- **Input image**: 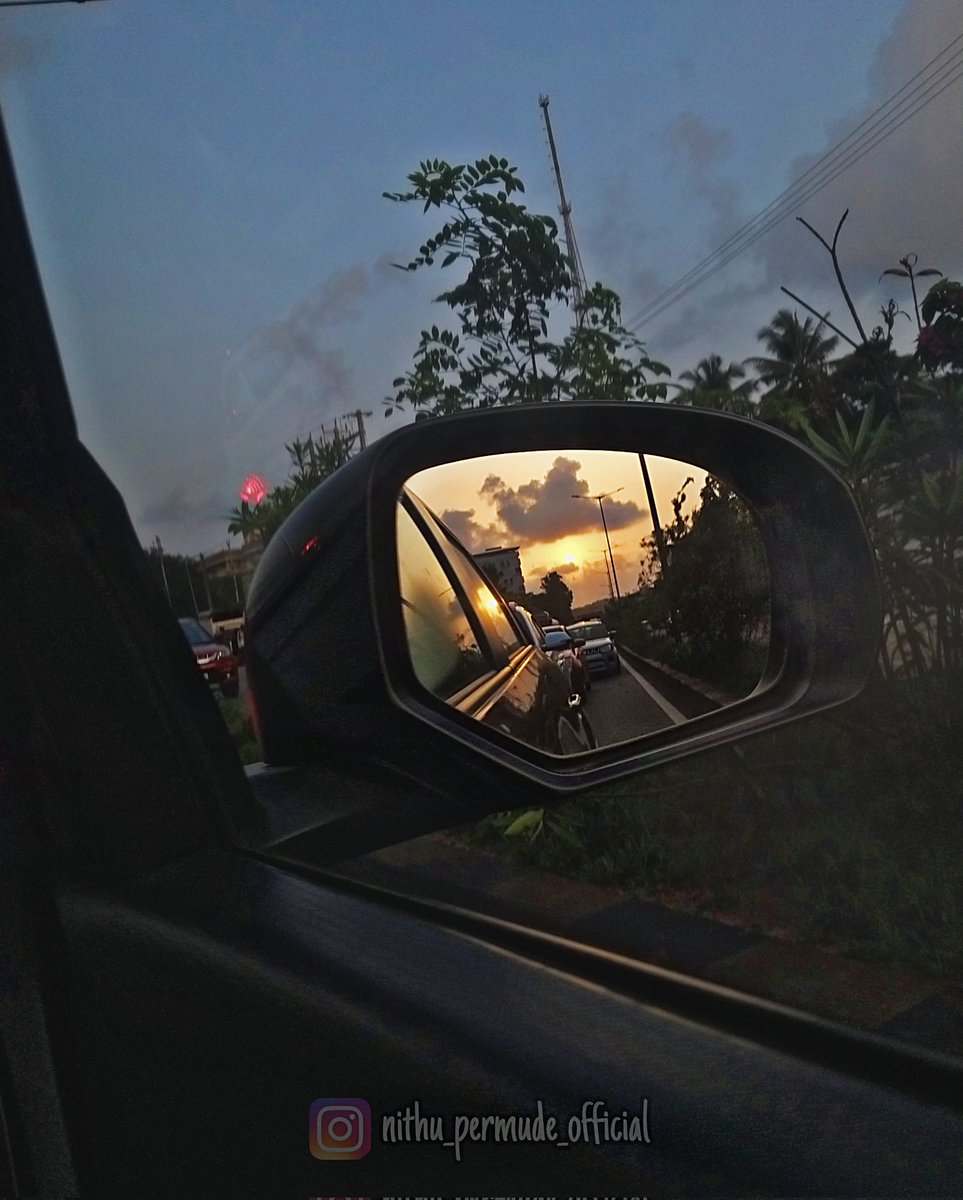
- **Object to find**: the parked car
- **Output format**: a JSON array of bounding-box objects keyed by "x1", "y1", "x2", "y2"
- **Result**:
[
  {"x1": 397, "y1": 489, "x2": 596, "y2": 753},
  {"x1": 566, "y1": 618, "x2": 621, "y2": 676},
  {"x1": 542, "y1": 626, "x2": 591, "y2": 701},
  {"x1": 177, "y1": 616, "x2": 240, "y2": 697},
  {"x1": 508, "y1": 601, "x2": 546, "y2": 648}
]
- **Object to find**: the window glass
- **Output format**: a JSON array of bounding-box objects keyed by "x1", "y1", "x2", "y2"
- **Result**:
[
  {"x1": 397, "y1": 502, "x2": 490, "y2": 699},
  {"x1": 3, "y1": 0, "x2": 959, "y2": 1067},
  {"x1": 428, "y1": 518, "x2": 522, "y2": 658}
]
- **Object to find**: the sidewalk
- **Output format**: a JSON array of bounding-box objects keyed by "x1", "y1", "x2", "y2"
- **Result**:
[{"x1": 332, "y1": 832, "x2": 963, "y2": 1059}]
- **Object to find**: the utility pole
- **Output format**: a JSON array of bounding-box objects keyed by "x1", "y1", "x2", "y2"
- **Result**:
[
  {"x1": 352, "y1": 408, "x2": 372, "y2": 450},
  {"x1": 573, "y1": 489, "x2": 623, "y2": 606},
  {"x1": 154, "y1": 535, "x2": 172, "y2": 606},
  {"x1": 184, "y1": 560, "x2": 200, "y2": 619},
  {"x1": 226, "y1": 540, "x2": 240, "y2": 605},
  {"x1": 198, "y1": 553, "x2": 214, "y2": 612},
  {"x1": 539, "y1": 94, "x2": 587, "y2": 322}
]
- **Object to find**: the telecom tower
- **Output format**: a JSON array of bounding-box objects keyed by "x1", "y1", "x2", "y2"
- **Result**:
[
  {"x1": 538, "y1": 97, "x2": 670, "y2": 606},
  {"x1": 539, "y1": 94, "x2": 587, "y2": 324}
]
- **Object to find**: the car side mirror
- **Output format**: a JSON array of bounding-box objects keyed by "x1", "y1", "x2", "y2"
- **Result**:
[
  {"x1": 571, "y1": 637, "x2": 586, "y2": 649},
  {"x1": 245, "y1": 403, "x2": 879, "y2": 823}
]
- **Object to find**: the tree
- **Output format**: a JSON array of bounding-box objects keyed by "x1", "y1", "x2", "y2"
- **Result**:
[
  {"x1": 383, "y1": 156, "x2": 668, "y2": 417},
  {"x1": 539, "y1": 570, "x2": 574, "y2": 624},
  {"x1": 639, "y1": 476, "x2": 770, "y2": 692},
  {"x1": 765, "y1": 211, "x2": 963, "y2": 677},
  {"x1": 227, "y1": 429, "x2": 357, "y2": 548},
  {"x1": 747, "y1": 309, "x2": 838, "y2": 395},
  {"x1": 675, "y1": 354, "x2": 755, "y2": 415}
]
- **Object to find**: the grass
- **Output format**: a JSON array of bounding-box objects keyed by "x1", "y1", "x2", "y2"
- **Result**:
[
  {"x1": 216, "y1": 694, "x2": 261, "y2": 765},
  {"x1": 464, "y1": 669, "x2": 963, "y2": 981}
]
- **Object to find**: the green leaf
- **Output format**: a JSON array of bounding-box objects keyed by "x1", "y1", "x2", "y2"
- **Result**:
[
  {"x1": 441, "y1": 251, "x2": 458, "y2": 268},
  {"x1": 504, "y1": 808, "x2": 543, "y2": 836},
  {"x1": 803, "y1": 422, "x2": 848, "y2": 469}
]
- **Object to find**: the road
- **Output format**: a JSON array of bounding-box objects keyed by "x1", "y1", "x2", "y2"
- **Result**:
[{"x1": 581, "y1": 656, "x2": 685, "y2": 748}]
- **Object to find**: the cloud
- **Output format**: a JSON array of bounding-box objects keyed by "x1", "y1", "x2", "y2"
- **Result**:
[
  {"x1": 626, "y1": 3, "x2": 963, "y2": 367},
  {"x1": 758, "y1": 0, "x2": 963, "y2": 297},
  {"x1": 440, "y1": 456, "x2": 647, "y2": 552},
  {"x1": 0, "y1": 30, "x2": 45, "y2": 85},
  {"x1": 437, "y1": 508, "x2": 504, "y2": 552},
  {"x1": 222, "y1": 264, "x2": 371, "y2": 436},
  {"x1": 479, "y1": 457, "x2": 647, "y2": 545},
  {"x1": 666, "y1": 112, "x2": 730, "y2": 168},
  {"x1": 141, "y1": 485, "x2": 226, "y2": 527},
  {"x1": 554, "y1": 561, "x2": 580, "y2": 577},
  {"x1": 665, "y1": 112, "x2": 740, "y2": 246}
]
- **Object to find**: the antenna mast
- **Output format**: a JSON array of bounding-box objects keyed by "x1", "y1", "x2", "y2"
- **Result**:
[{"x1": 539, "y1": 94, "x2": 587, "y2": 321}]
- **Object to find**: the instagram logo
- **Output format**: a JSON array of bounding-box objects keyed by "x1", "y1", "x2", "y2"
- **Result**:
[{"x1": 309, "y1": 1098, "x2": 371, "y2": 1159}]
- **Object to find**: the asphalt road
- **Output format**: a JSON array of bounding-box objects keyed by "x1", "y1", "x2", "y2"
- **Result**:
[{"x1": 581, "y1": 656, "x2": 684, "y2": 747}]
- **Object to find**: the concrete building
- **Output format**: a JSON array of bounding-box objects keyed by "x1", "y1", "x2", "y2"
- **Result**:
[{"x1": 473, "y1": 545, "x2": 525, "y2": 598}]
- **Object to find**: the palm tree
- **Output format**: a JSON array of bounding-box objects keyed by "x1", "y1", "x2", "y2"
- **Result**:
[
  {"x1": 675, "y1": 354, "x2": 756, "y2": 416},
  {"x1": 679, "y1": 354, "x2": 748, "y2": 392},
  {"x1": 746, "y1": 309, "x2": 839, "y2": 397}
]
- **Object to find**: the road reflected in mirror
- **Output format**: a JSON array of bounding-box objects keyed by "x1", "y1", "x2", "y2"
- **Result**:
[{"x1": 399, "y1": 450, "x2": 771, "y2": 754}]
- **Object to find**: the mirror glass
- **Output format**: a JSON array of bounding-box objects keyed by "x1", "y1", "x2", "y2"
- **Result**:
[{"x1": 397, "y1": 450, "x2": 771, "y2": 755}]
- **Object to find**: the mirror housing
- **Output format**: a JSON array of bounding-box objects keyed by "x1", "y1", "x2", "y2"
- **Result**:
[{"x1": 245, "y1": 403, "x2": 879, "y2": 817}]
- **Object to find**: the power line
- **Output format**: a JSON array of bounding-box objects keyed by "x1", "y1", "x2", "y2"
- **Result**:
[
  {"x1": 630, "y1": 56, "x2": 963, "y2": 332},
  {"x1": 624, "y1": 32, "x2": 963, "y2": 332},
  {"x1": 626, "y1": 35, "x2": 963, "y2": 330},
  {"x1": 626, "y1": 32, "x2": 963, "y2": 328}
]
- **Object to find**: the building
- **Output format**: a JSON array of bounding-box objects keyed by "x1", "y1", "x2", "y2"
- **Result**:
[
  {"x1": 199, "y1": 534, "x2": 263, "y2": 607},
  {"x1": 473, "y1": 545, "x2": 525, "y2": 598}
]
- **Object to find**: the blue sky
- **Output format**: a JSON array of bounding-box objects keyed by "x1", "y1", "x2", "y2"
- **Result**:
[{"x1": 1, "y1": 0, "x2": 960, "y2": 554}]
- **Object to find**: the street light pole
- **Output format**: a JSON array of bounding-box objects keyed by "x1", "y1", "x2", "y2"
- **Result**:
[{"x1": 573, "y1": 488, "x2": 623, "y2": 607}]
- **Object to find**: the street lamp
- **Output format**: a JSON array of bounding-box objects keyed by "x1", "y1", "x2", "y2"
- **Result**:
[{"x1": 573, "y1": 488, "x2": 623, "y2": 606}]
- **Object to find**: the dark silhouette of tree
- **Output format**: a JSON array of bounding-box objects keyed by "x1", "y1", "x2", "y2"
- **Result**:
[
  {"x1": 227, "y1": 430, "x2": 357, "y2": 548},
  {"x1": 539, "y1": 570, "x2": 574, "y2": 624},
  {"x1": 747, "y1": 308, "x2": 838, "y2": 395},
  {"x1": 383, "y1": 156, "x2": 668, "y2": 416},
  {"x1": 676, "y1": 353, "x2": 755, "y2": 415}
]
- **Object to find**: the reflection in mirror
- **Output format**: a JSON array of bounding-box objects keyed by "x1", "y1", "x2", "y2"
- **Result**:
[{"x1": 399, "y1": 450, "x2": 770, "y2": 755}]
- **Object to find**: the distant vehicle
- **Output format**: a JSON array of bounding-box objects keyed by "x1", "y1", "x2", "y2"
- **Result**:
[
  {"x1": 542, "y1": 627, "x2": 591, "y2": 701},
  {"x1": 207, "y1": 610, "x2": 246, "y2": 662},
  {"x1": 566, "y1": 619, "x2": 621, "y2": 677},
  {"x1": 508, "y1": 602, "x2": 546, "y2": 648},
  {"x1": 178, "y1": 617, "x2": 240, "y2": 697}
]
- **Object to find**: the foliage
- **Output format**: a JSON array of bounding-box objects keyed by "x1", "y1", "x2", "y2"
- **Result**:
[
  {"x1": 674, "y1": 354, "x2": 756, "y2": 416},
  {"x1": 665, "y1": 215, "x2": 963, "y2": 682},
  {"x1": 539, "y1": 570, "x2": 574, "y2": 625},
  {"x1": 218, "y1": 695, "x2": 261, "y2": 765},
  {"x1": 466, "y1": 670, "x2": 963, "y2": 979},
  {"x1": 383, "y1": 156, "x2": 668, "y2": 417},
  {"x1": 917, "y1": 278, "x2": 963, "y2": 372},
  {"x1": 227, "y1": 429, "x2": 357, "y2": 547},
  {"x1": 633, "y1": 475, "x2": 769, "y2": 690}
]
